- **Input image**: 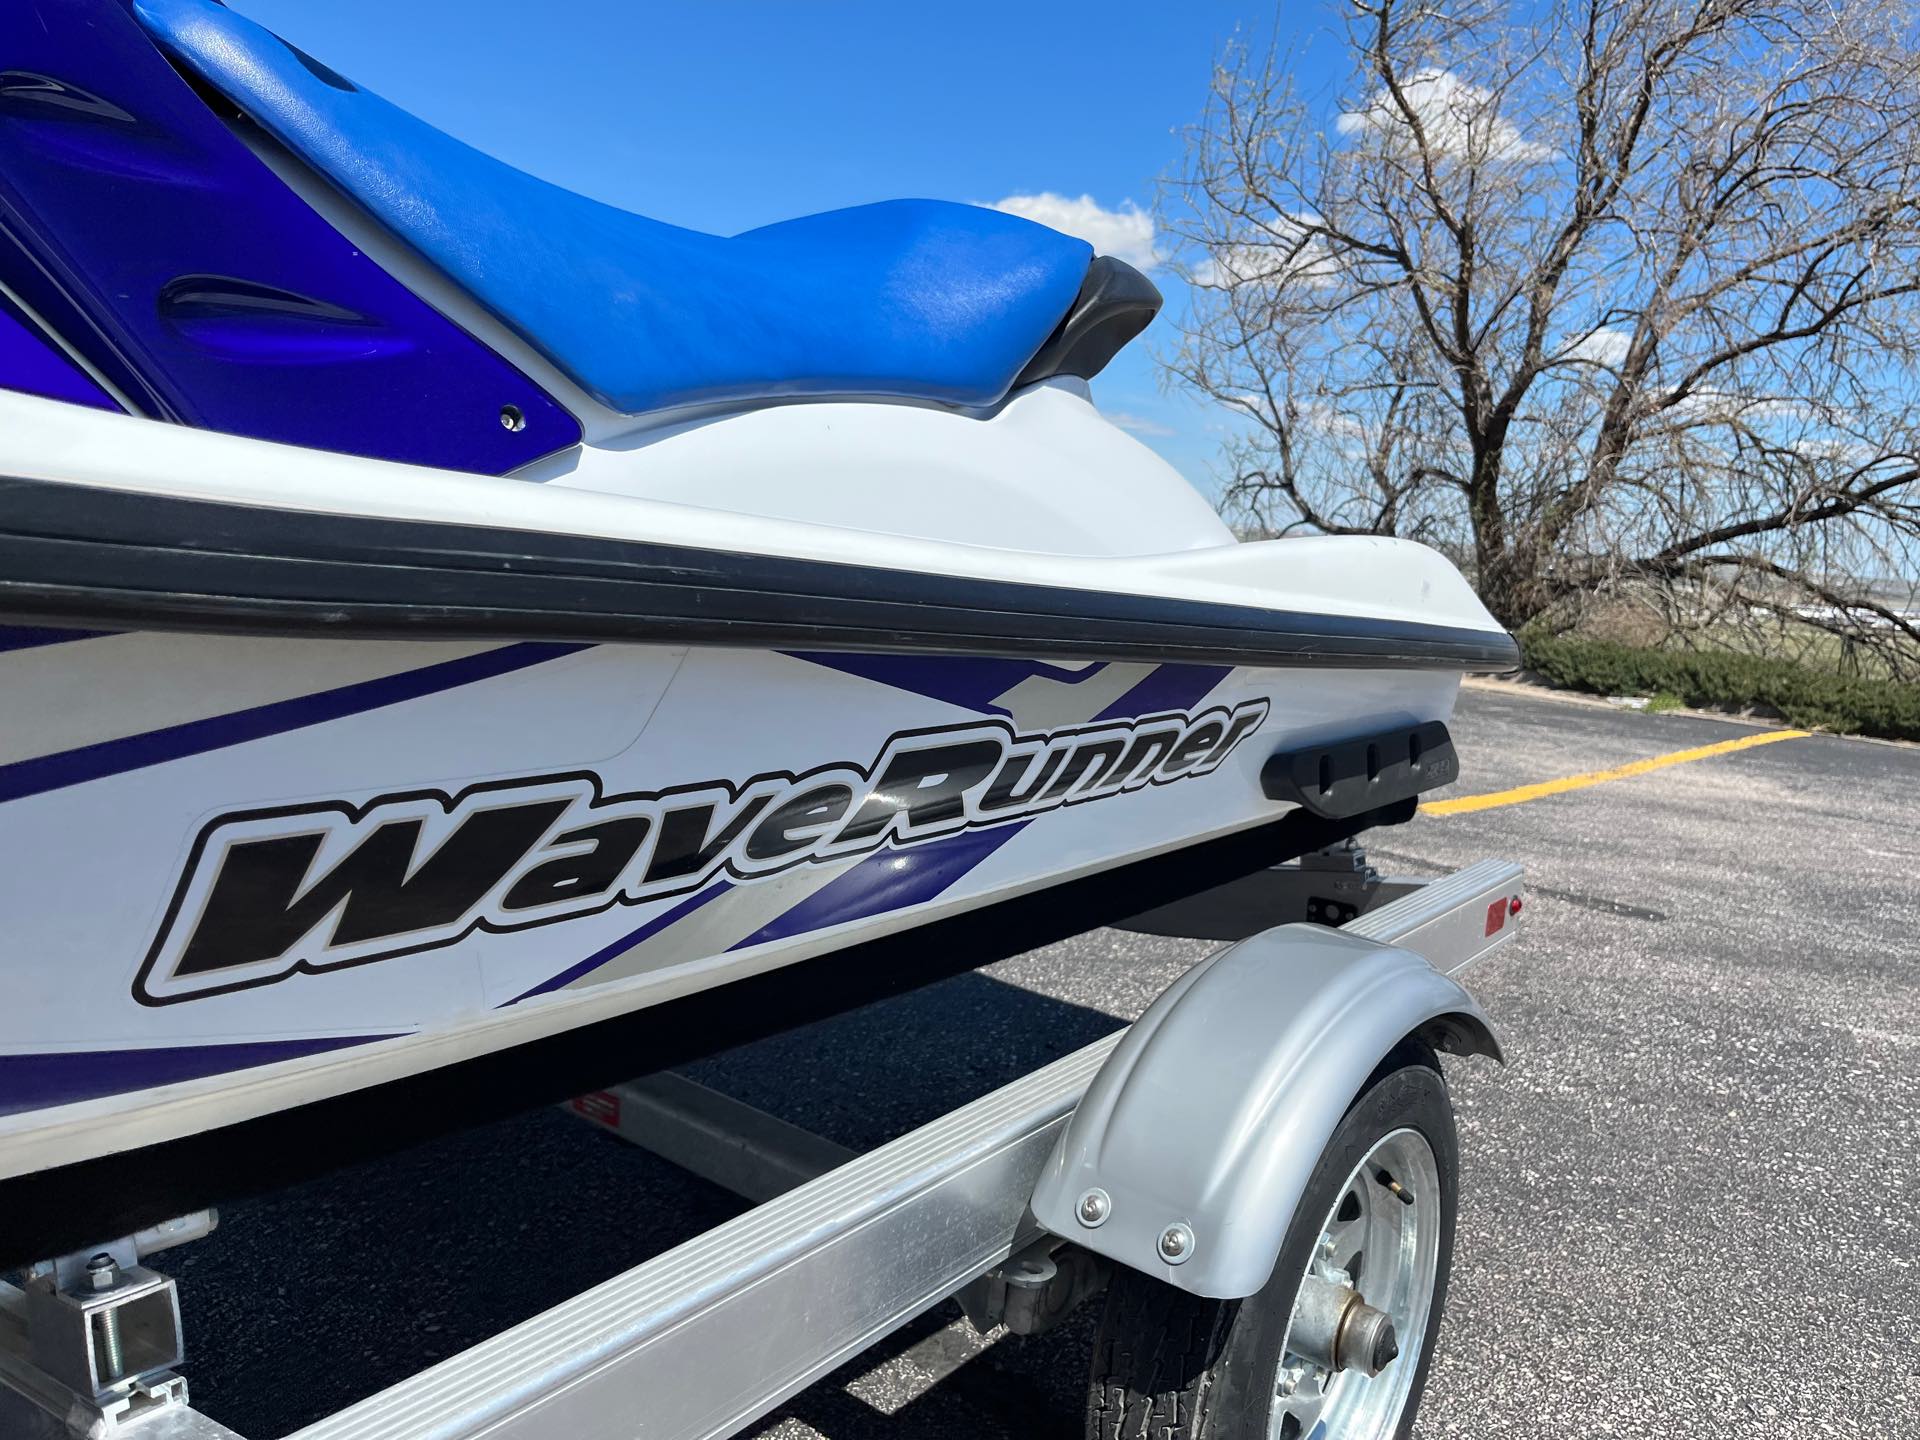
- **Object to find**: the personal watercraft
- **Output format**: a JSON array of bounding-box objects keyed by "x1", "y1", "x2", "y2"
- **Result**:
[{"x1": 0, "y1": 0, "x2": 1517, "y2": 1262}]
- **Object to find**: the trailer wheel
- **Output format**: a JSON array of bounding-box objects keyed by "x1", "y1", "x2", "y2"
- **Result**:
[{"x1": 1085, "y1": 1044, "x2": 1457, "y2": 1440}]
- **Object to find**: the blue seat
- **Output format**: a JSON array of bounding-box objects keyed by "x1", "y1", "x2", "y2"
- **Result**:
[{"x1": 134, "y1": 0, "x2": 1093, "y2": 416}]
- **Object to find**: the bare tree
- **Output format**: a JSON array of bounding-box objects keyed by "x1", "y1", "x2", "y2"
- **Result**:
[{"x1": 1165, "y1": 0, "x2": 1920, "y2": 672}]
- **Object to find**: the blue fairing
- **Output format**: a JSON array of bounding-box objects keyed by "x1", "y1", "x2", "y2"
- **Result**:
[
  {"x1": 0, "y1": 293, "x2": 118, "y2": 412},
  {"x1": 134, "y1": 0, "x2": 1093, "y2": 416},
  {"x1": 0, "y1": 0, "x2": 579, "y2": 472}
]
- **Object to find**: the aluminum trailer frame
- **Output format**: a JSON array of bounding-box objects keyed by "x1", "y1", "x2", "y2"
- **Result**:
[{"x1": 0, "y1": 853, "x2": 1523, "y2": 1440}]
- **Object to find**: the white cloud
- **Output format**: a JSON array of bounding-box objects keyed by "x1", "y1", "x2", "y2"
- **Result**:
[
  {"x1": 990, "y1": 193, "x2": 1159, "y2": 270},
  {"x1": 1105, "y1": 410, "x2": 1174, "y2": 437},
  {"x1": 1219, "y1": 394, "x2": 1365, "y2": 442},
  {"x1": 1192, "y1": 213, "x2": 1342, "y2": 290},
  {"x1": 1663, "y1": 390, "x2": 1817, "y2": 425},
  {"x1": 1789, "y1": 435, "x2": 1879, "y2": 467},
  {"x1": 1304, "y1": 401, "x2": 1370, "y2": 441},
  {"x1": 1337, "y1": 69, "x2": 1550, "y2": 164},
  {"x1": 1559, "y1": 326, "x2": 1634, "y2": 368}
]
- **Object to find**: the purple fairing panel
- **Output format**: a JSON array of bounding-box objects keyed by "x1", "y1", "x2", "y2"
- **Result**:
[
  {"x1": 0, "y1": 1, "x2": 579, "y2": 473},
  {"x1": 0, "y1": 290, "x2": 119, "y2": 410}
]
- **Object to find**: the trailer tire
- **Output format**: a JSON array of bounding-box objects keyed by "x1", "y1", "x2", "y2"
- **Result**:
[{"x1": 1085, "y1": 1043, "x2": 1457, "y2": 1440}]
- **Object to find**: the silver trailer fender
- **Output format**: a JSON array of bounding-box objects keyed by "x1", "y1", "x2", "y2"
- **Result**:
[{"x1": 1028, "y1": 923, "x2": 1501, "y2": 1300}]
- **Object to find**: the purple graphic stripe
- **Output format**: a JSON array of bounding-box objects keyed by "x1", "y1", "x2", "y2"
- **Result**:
[
  {"x1": 787, "y1": 654, "x2": 1232, "y2": 724},
  {"x1": 784, "y1": 652, "x2": 1113, "y2": 716},
  {"x1": 517, "y1": 657, "x2": 1236, "y2": 1000},
  {"x1": 0, "y1": 641, "x2": 589, "y2": 806},
  {"x1": 1093, "y1": 663, "x2": 1231, "y2": 721},
  {"x1": 729, "y1": 663, "x2": 1231, "y2": 952},
  {"x1": 509, "y1": 879, "x2": 733, "y2": 1003},
  {"x1": 0, "y1": 625, "x2": 113, "y2": 654},
  {"x1": 0, "y1": 1034, "x2": 389, "y2": 1116},
  {"x1": 729, "y1": 823, "x2": 1026, "y2": 951}
]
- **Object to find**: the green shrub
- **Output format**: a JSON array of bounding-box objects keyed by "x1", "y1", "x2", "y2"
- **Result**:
[{"x1": 1518, "y1": 634, "x2": 1920, "y2": 741}]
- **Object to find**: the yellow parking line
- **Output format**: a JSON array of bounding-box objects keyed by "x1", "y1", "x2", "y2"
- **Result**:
[{"x1": 1425, "y1": 728, "x2": 1810, "y2": 816}]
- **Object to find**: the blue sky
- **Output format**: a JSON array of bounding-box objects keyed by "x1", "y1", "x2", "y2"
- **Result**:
[{"x1": 236, "y1": 0, "x2": 1343, "y2": 495}]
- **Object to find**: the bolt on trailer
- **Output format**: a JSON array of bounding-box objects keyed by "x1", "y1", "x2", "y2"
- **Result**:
[{"x1": 0, "y1": 843, "x2": 1523, "y2": 1440}]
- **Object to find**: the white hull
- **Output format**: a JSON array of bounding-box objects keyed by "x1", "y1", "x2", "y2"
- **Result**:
[
  {"x1": 0, "y1": 625, "x2": 1458, "y2": 1177},
  {"x1": 0, "y1": 347, "x2": 1511, "y2": 1189}
]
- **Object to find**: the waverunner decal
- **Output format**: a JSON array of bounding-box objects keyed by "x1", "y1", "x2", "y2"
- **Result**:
[{"x1": 134, "y1": 702, "x2": 1269, "y2": 1005}]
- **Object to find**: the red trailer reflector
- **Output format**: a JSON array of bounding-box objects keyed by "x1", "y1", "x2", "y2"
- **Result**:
[
  {"x1": 570, "y1": 1090, "x2": 621, "y2": 1128},
  {"x1": 1485, "y1": 899, "x2": 1508, "y2": 936}
]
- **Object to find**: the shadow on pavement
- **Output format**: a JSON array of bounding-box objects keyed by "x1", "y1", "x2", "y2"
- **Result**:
[{"x1": 175, "y1": 970, "x2": 1129, "y2": 1438}]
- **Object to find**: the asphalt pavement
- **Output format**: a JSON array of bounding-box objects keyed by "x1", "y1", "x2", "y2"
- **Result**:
[{"x1": 161, "y1": 684, "x2": 1920, "y2": 1438}]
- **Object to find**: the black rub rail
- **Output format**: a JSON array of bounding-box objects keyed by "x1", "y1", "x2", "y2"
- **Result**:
[{"x1": 0, "y1": 477, "x2": 1522, "y2": 672}]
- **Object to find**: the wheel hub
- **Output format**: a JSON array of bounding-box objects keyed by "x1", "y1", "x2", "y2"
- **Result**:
[
  {"x1": 1268, "y1": 1128, "x2": 1441, "y2": 1438},
  {"x1": 1285, "y1": 1276, "x2": 1399, "y2": 1377}
]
